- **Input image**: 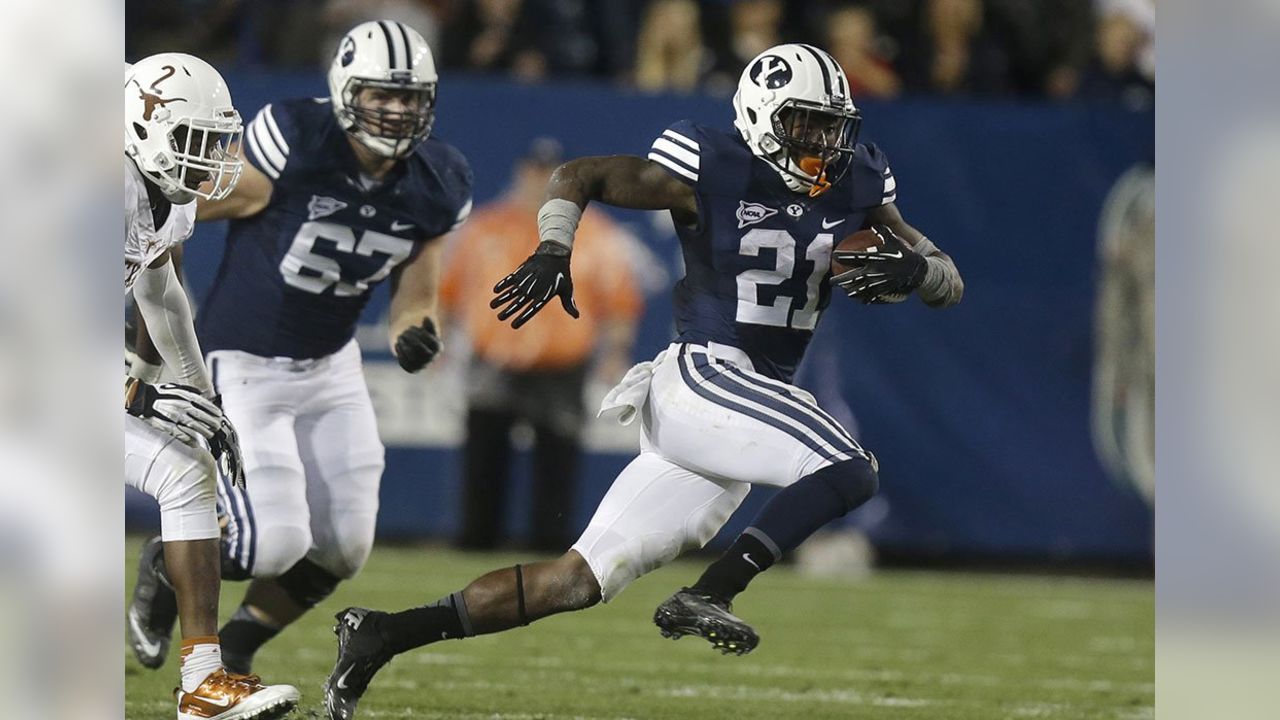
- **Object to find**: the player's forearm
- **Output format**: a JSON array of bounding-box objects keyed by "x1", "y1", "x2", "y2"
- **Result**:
[
  {"x1": 389, "y1": 244, "x2": 443, "y2": 344},
  {"x1": 132, "y1": 261, "x2": 213, "y2": 393},
  {"x1": 132, "y1": 244, "x2": 184, "y2": 369},
  {"x1": 389, "y1": 298, "x2": 438, "y2": 347},
  {"x1": 128, "y1": 309, "x2": 164, "y2": 383},
  {"x1": 132, "y1": 310, "x2": 162, "y2": 366}
]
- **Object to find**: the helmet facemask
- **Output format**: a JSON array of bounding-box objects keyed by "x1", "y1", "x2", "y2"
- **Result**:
[
  {"x1": 130, "y1": 111, "x2": 243, "y2": 204},
  {"x1": 340, "y1": 78, "x2": 436, "y2": 159},
  {"x1": 168, "y1": 116, "x2": 244, "y2": 201},
  {"x1": 768, "y1": 100, "x2": 861, "y2": 197}
]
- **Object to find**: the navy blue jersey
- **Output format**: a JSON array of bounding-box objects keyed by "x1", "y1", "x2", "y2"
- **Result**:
[
  {"x1": 198, "y1": 98, "x2": 473, "y2": 359},
  {"x1": 647, "y1": 121, "x2": 894, "y2": 382}
]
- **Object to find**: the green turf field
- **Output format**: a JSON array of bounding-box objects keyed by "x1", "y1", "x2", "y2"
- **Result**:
[{"x1": 125, "y1": 538, "x2": 1152, "y2": 719}]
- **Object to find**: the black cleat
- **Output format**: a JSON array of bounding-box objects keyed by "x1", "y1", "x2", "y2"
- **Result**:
[
  {"x1": 127, "y1": 535, "x2": 178, "y2": 669},
  {"x1": 653, "y1": 587, "x2": 760, "y2": 656},
  {"x1": 323, "y1": 608, "x2": 393, "y2": 720}
]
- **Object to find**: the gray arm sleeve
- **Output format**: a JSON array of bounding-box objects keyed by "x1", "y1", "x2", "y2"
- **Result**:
[
  {"x1": 132, "y1": 260, "x2": 213, "y2": 394},
  {"x1": 911, "y1": 237, "x2": 964, "y2": 308}
]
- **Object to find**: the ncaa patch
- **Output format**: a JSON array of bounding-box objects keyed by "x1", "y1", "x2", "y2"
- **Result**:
[
  {"x1": 737, "y1": 201, "x2": 778, "y2": 229},
  {"x1": 307, "y1": 195, "x2": 348, "y2": 220}
]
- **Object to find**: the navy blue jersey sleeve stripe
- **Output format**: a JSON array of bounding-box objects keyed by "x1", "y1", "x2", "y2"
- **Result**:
[
  {"x1": 650, "y1": 146, "x2": 698, "y2": 175},
  {"x1": 648, "y1": 151, "x2": 698, "y2": 183},
  {"x1": 245, "y1": 120, "x2": 281, "y2": 178},
  {"x1": 261, "y1": 106, "x2": 290, "y2": 156}
]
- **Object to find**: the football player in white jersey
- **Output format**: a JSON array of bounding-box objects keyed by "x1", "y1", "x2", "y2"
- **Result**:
[
  {"x1": 129, "y1": 22, "x2": 472, "y2": 676},
  {"x1": 124, "y1": 53, "x2": 299, "y2": 719}
]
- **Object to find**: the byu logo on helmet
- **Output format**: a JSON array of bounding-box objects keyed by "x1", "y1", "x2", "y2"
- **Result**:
[
  {"x1": 732, "y1": 44, "x2": 862, "y2": 197},
  {"x1": 749, "y1": 55, "x2": 792, "y2": 89},
  {"x1": 340, "y1": 37, "x2": 356, "y2": 67},
  {"x1": 736, "y1": 201, "x2": 778, "y2": 229}
]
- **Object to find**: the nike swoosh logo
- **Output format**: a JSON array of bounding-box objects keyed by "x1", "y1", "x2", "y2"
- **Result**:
[
  {"x1": 391, "y1": 221, "x2": 414, "y2": 231},
  {"x1": 879, "y1": 250, "x2": 903, "y2": 259},
  {"x1": 742, "y1": 553, "x2": 760, "y2": 571},
  {"x1": 336, "y1": 665, "x2": 356, "y2": 690},
  {"x1": 201, "y1": 694, "x2": 234, "y2": 708},
  {"x1": 128, "y1": 609, "x2": 163, "y2": 657},
  {"x1": 821, "y1": 218, "x2": 846, "y2": 229}
]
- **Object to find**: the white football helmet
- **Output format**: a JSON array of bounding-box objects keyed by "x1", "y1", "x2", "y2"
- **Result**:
[
  {"x1": 328, "y1": 20, "x2": 437, "y2": 159},
  {"x1": 733, "y1": 44, "x2": 862, "y2": 197},
  {"x1": 125, "y1": 53, "x2": 243, "y2": 204}
]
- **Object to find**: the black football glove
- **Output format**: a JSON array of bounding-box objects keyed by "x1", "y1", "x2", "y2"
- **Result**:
[
  {"x1": 394, "y1": 316, "x2": 442, "y2": 373},
  {"x1": 490, "y1": 241, "x2": 580, "y2": 329},
  {"x1": 832, "y1": 225, "x2": 928, "y2": 304},
  {"x1": 207, "y1": 397, "x2": 246, "y2": 489}
]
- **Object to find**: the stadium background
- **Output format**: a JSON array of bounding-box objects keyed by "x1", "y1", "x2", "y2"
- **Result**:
[{"x1": 125, "y1": 0, "x2": 1155, "y2": 569}]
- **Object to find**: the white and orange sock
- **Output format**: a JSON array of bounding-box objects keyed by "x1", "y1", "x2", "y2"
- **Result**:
[{"x1": 178, "y1": 635, "x2": 222, "y2": 692}]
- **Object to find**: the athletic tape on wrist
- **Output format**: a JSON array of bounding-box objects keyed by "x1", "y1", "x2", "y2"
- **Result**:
[
  {"x1": 537, "y1": 198, "x2": 582, "y2": 252},
  {"x1": 128, "y1": 356, "x2": 163, "y2": 384}
]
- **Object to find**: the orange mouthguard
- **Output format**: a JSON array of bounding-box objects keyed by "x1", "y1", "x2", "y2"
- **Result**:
[{"x1": 798, "y1": 156, "x2": 830, "y2": 197}]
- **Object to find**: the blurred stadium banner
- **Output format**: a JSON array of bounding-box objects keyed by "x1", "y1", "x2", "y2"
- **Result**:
[{"x1": 127, "y1": 74, "x2": 1154, "y2": 566}]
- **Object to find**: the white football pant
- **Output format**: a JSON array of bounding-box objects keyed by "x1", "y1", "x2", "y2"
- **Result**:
[
  {"x1": 573, "y1": 342, "x2": 869, "y2": 601},
  {"x1": 210, "y1": 339, "x2": 384, "y2": 581},
  {"x1": 125, "y1": 413, "x2": 220, "y2": 542}
]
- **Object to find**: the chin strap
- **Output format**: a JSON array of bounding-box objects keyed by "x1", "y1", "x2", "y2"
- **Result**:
[{"x1": 808, "y1": 172, "x2": 831, "y2": 197}]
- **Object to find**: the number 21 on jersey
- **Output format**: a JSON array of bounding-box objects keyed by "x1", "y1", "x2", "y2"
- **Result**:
[{"x1": 736, "y1": 229, "x2": 833, "y2": 330}]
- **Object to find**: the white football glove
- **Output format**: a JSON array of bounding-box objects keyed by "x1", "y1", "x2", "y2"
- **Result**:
[
  {"x1": 125, "y1": 379, "x2": 248, "y2": 488},
  {"x1": 126, "y1": 380, "x2": 221, "y2": 443}
]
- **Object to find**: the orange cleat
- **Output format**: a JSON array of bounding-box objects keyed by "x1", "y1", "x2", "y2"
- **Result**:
[{"x1": 175, "y1": 669, "x2": 299, "y2": 720}]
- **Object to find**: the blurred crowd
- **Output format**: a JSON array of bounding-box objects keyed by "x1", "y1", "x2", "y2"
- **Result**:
[{"x1": 127, "y1": 0, "x2": 1153, "y2": 107}]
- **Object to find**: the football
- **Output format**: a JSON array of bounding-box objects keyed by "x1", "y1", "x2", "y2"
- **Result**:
[{"x1": 830, "y1": 228, "x2": 883, "y2": 276}]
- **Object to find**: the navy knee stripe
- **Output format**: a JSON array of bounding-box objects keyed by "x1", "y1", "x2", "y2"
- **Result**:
[
  {"x1": 217, "y1": 471, "x2": 256, "y2": 575},
  {"x1": 211, "y1": 362, "x2": 255, "y2": 576},
  {"x1": 721, "y1": 365, "x2": 858, "y2": 447},
  {"x1": 678, "y1": 349, "x2": 851, "y2": 463},
  {"x1": 688, "y1": 351, "x2": 862, "y2": 462}
]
